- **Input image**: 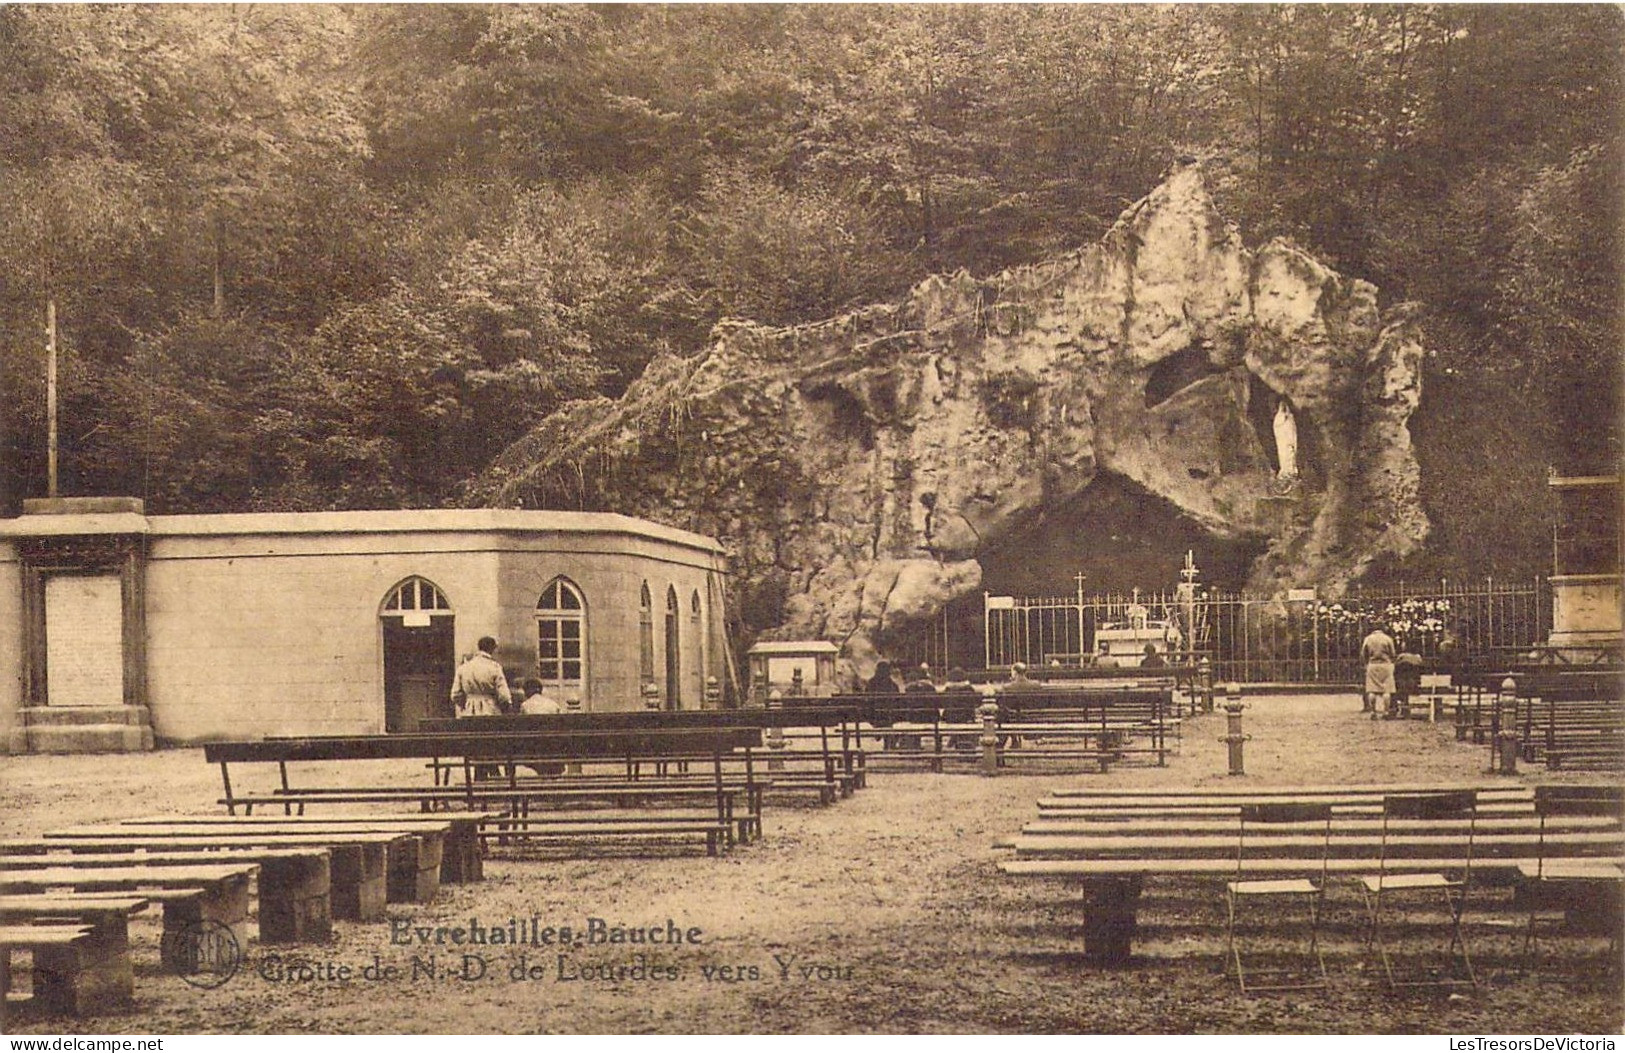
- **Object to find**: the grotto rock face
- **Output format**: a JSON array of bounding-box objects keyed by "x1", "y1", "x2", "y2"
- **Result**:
[{"x1": 476, "y1": 164, "x2": 1428, "y2": 662}]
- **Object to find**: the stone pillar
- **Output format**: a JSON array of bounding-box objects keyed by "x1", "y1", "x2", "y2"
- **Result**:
[
  {"x1": 977, "y1": 700, "x2": 1001, "y2": 776},
  {"x1": 7, "y1": 498, "x2": 154, "y2": 754}
]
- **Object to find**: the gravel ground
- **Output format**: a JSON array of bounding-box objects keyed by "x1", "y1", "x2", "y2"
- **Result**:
[{"x1": 2, "y1": 693, "x2": 1621, "y2": 1034}]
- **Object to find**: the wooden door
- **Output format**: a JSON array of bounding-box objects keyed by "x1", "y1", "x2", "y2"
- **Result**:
[{"x1": 383, "y1": 619, "x2": 454, "y2": 732}]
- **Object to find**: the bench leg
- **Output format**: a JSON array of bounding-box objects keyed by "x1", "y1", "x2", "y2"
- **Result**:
[
  {"x1": 161, "y1": 875, "x2": 252, "y2": 974},
  {"x1": 387, "y1": 834, "x2": 444, "y2": 904},
  {"x1": 440, "y1": 822, "x2": 485, "y2": 884},
  {"x1": 1080, "y1": 877, "x2": 1143, "y2": 967},
  {"x1": 258, "y1": 854, "x2": 333, "y2": 944},
  {"x1": 330, "y1": 844, "x2": 389, "y2": 922},
  {"x1": 33, "y1": 932, "x2": 133, "y2": 1017}
]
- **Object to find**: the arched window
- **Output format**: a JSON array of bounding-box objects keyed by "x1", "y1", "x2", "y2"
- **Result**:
[
  {"x1": 664, "y1": 585, "x2": 681, "y2": 709},
  {"x1": 536, "y1": 578, "x2": 586, "y2": 694},
  {"x1": 690, "y1": 589, "x2": 706, "y2": 705},
  {"x1": 638, "y1": 582, "x2": 655, "y2": 684},
  {"x1": 381, "y1": 577, "x2": 452, "y2": 616}
]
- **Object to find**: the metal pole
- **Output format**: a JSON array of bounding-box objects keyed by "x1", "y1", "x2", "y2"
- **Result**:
[
  {"x1": 983, "y1": 592, "x2": 992, "y2": 670},
  {"x1": 1312, "y1": 599, "x2": 1320, "y2": 681},
  {"x1": 1076, "y1": 573, "x2": 1086, "y2": 666},
  {"x1": 46, "y1": 298, "x2": 57, "y2": 498}
]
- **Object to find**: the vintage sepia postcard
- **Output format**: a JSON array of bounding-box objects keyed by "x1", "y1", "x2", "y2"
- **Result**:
[{"x1": 0, "y1": 4, "x2": 1619, "y2": 1038}]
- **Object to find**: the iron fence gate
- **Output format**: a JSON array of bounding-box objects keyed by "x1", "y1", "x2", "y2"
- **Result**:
[
  {"x1": 895, "y1": 577, "x2": 1551, "y2": 684},
  {"x1": 1199, "y1": 578, "x2": 1551, "y2": 684}
]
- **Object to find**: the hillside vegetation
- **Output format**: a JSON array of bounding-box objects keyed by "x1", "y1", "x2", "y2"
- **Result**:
[{"x1": 2, "y1": 6, "x2": 1617, "y2": 581}]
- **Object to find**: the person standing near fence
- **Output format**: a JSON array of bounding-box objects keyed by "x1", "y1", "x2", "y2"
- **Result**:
[{"x1": 1360, "y1": 624, "x2": 1397, "y2": 718}]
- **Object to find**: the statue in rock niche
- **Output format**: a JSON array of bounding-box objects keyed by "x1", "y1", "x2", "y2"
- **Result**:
[{"x1": 1273, "y1": 398, "x2": 1299, "y2": 482}]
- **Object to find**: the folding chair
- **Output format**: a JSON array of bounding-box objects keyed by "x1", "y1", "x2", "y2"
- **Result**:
[
  {"x1": 1519, "y1": 785, "x2": 1625, "y2": 977},
  {"x1": 1359, "y1": 790, "x2": 1478, "y2": 989},
  {"x1": 1225, "y1": 801, "x2": 1333, "y2": 993}
]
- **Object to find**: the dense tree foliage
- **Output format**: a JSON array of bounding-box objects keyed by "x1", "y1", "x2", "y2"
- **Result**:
[{"x1": 1, "y1": 4, "x2": 1619, "y2": 528}]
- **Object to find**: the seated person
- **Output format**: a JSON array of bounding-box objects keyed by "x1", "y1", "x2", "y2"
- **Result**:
[
  {"x1": 888, "y1": 663, "x2": 937, "y2": 749},
  {"x1": 1141, "y1": 643, "x2": 1168, "y2": 668},
  {"x1": 865, "y1": 660, "x2": 902, "y2": 696},
  {"x1": 1094, "y1": 642, "x2": 1119, "y2": 669},
  {"x1": 1391, "y1": 650, "x2": 1424, "y2": 718},
  {"x1": 903, "y1": 663, "x2": 939, "y2": 693},
  {"x1": 512, "y1": 677, "x2": 566, "y2": 776},
  {"x1": 518, "y1": 677, "x2": 563, "y2": 715},
  {"x1": 941, "y1": 667, "x2": 980, "y2": 746}
]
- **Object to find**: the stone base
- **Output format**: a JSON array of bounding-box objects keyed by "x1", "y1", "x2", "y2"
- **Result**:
[
  {"x1": 1546, "y1": 630, "x2": 1623, "y2": 647},
  {"x1": 18, "y1": 706, "x2": 155, "y2": 753}
]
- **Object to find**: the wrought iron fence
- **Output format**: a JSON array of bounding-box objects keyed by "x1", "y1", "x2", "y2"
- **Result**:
[{"x1": 891, "y1": 577, "x2": 1551, "y2": 684}]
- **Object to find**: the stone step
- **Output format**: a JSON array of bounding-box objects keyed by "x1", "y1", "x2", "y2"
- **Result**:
[
  {"x1": 20, "y1": 706, "x2": 151, "y2": 727},
  {"x1": 23, "y1": 723, "x2": 155, "y2": 754}
]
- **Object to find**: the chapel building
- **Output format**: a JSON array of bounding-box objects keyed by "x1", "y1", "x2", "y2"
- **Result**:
[{"x1": 0, "y1": 498, "x2": 730, "y2": 752}]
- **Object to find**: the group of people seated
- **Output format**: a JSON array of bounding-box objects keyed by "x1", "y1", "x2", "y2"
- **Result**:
[
  {"x1": 861, "y1": 661, "x2": 981, "y2": 697},
  {"x1": 858, "y1": 643, "x2": 1172, "y2": 697}
]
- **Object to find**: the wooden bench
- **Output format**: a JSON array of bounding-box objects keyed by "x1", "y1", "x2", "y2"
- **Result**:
[
  {"x1": 1393, "y1": 673, "x2": 1455, "y2": 722},
  {"x1": 1511, "y1": 672, "x2": 1624, "y2": 771},
  {"x1": 970, "y1": 666, "x2": 1197, "y2": 706},
  {"x1": 999, "y1": 785, "x2": 1625, "y2": 966},
  {"x1": 422, "y1": 707, "x2": 862, "y2": 803},
  {"x1": 205, "y1": 728, "x2": 763, "y2": 857},
  {"x1": 1034, "y1": 785, "x2": 1546, "y2": 820},
  {"x1": 118, "y1": 813, "x2": 485, "y2": 884},
  {"x1": 1457, "y1": 668, "x2": 1623, "y2": 761},
  {"x1": 244, "y1": 778, "x2": 760, "y2": 847},
  {"x1": 0, "y1": 896, "x2": 146, "y2": 1020},
  {"x1": 0, "y1": 846, "x2": 331, "y2": 943},
  {"x1": 112, "y1": 822, "x2": 445, "y2": 902},
  {"x1": 22, "y1": 826, "x2": 411, "y2": 921},
  {"x1": 826, "y1": 690, "x2": 1177, "y2": 772},
  {"x1": 0, "y1": 863, "x2": 254, "y2": 972}
]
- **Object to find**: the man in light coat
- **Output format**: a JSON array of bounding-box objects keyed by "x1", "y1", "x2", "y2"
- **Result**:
[{"x1": 451, "y1": 636, "x2": 512, "y2": 718}]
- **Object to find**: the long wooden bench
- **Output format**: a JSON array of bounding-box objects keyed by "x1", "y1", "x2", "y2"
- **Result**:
[
  {"x1": 1455, "y1": 667, "x2": 1623, "y2": 758},
  {"x1": 36, "y1": 825, "x2": 428, "y2": 914},
  {"x1": 73, "y1": 823, "x2": 440, "y2": 903},
  {"x1": 17, "y1": 828, "x2": 407, "y2": 921},
  {"x1": 825, "y1": 689, "x2": 1177, "y2": 772},
  {"x1": 1511, "y1": 672, "x2": 1624, "y2": 771},
  {"x1": 0, "y1": 847, "x2": 330, "y2": 943},
  {"x1": 999, "y1": 785, "x2": 1625, "y2": 966},
  {"x1": 101, "y1": 822, "x2": 443, "y2": 903},
  {"x1": 204, "y1": 728, "x2": 764, "y2": 856},
  {"x1": 0, "y1": 863, "x2": 255, "y2": 971},
  {"x1": 118, "y1": 813, "x2": 485, "y2": 884},
  {"x1": 421, "y1": 708, "x2": 862, "y2": 803},
  {"x1": 971, "y1": 666, "x2": 1197, "y2": 706},
  {"x1": 0, "y1": 896, "x2": 146, "y2": 1020},
  {"x1": 240, "y1": 778, "x2": 760, "y2": 847}
]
